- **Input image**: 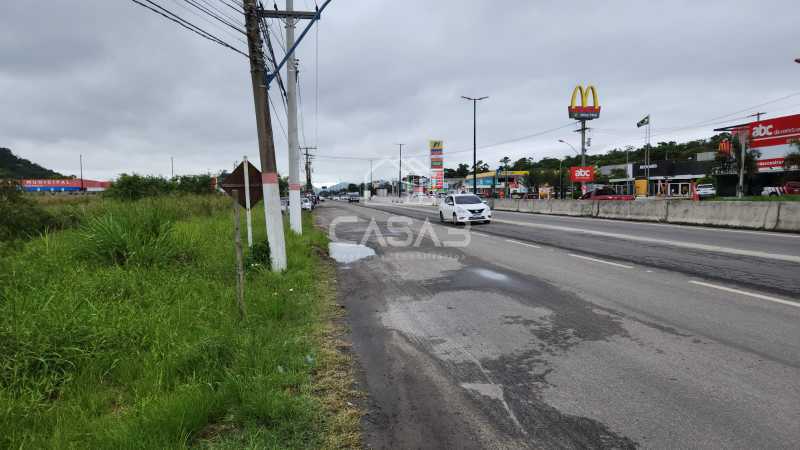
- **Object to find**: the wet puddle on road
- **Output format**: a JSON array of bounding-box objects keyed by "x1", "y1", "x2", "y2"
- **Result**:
[{"x1": 329, "y1": 242, "x2": 376, "y2": 263}]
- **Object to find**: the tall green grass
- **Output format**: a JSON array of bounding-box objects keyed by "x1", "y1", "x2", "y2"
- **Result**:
[{"x1": 0, "y1": 196, "x2": 343, "y2": 449}]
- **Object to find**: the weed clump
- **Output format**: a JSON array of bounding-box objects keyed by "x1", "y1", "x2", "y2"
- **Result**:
[
  {"x1": 76, "y1": 201, "x2": 191, "y2": 267},
  {"x1": 245, "y1": 239, "x2": 271, "y2": 271}
]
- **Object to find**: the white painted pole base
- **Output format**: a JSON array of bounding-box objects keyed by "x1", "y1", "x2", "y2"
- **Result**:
[
  {"x1": 262, "y1": 174, "x2": 287, "y2": 271},
  {"x1": 289, "y1": 187, "x2": 302, "y2": 234}
]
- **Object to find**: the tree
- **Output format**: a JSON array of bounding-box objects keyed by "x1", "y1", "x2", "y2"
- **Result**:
[
  {"x1": 347, "y1": 183, "x2": 358, "y2": 192},
  {"x1": 472, "y1": 160, "x2": 490, "y2": 174},
  {"x1": 784, "y1": 142, "x2": 800, "y2": 170}
]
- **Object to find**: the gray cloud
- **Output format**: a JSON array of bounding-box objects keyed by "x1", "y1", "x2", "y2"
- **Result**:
[{"x1": 1, "y1": 0, "x2": 798, "y2": 184}]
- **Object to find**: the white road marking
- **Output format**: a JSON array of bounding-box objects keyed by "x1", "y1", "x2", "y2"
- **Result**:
[
  {"x1": 471, "y1": 231, "x2": 491, "y2": 238},
  {"x1": 688, "y1": 280, "x2": 800, "y2": 309},
  {"x1": 568, "y1": 254, "x2": 635, "y2": 269},
  {"x1": 505, "y1": 239, "x2": 541, "y2": 249},
  {"x1": 493, "y1": 218, "x2": 800, "y2": 264}
]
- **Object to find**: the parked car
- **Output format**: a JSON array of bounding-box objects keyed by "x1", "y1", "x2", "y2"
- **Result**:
[
  {"x1": 348, "y1": 192, "x2": 360, "y2": 203},
  {"x1": 439, "y1": 193, "x2": 492, "y2": 224},
  {"x1": 579, "y1": 187, "x2": 635, "y2": 201},
  {"x1": 696, "y1": 184, "x2": 717, "y2": 199},
  {"x1": 301, "y1": 197, "x2": 314, "y2": 210},
  {"x1": 762, "y1": 181, "x2": 800, "y2": 196}
]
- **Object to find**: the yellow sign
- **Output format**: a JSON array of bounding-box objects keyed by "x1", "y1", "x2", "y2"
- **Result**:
[{"x1": 635, "y1": 179, "x2": 648, "y2": 196}]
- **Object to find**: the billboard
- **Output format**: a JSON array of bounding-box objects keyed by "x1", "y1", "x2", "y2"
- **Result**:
[
  {"x1": 746, "y1": 114, "x2": 800, "y2": 172},
  {"x1": 569, "y1": 166, "x2": 595, "y2": 182},
  {"x1": 430, "y1": 140, "x2": 444, "y2": 190}
]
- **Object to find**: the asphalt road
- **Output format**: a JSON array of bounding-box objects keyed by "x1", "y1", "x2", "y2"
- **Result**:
[{"x1": 316, "y1": 201, "x2": 800, "y2": 449}]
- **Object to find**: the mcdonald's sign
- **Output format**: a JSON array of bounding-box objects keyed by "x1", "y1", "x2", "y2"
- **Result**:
[
  {"x1": 718, "y1": 139, "x2": 732, "y2": 156},
  {"x1": 568, "y1": 85, "x2": 601, "y2": 120}
]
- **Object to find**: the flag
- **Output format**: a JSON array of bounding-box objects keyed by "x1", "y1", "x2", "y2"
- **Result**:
[{"x1": 636, "y1": 115, "x2": 650, "y2": 128}]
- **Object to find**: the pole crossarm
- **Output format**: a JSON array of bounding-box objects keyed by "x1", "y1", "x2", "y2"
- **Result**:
[
  {"x1": 259, "y1": 10, "x2": 318, "y2": 19},
  {"x1": 264, "y1": 0, "x2": 333, "y2": 86}
]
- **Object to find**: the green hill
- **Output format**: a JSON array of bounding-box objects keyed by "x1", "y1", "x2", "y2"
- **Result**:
[{"x1": 0, "y1": 147, "x2": 64, "y2": 179}]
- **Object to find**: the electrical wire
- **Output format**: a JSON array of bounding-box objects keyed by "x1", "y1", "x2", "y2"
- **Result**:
[{"x1": 130, "y1": 0, "x2": 247, "y2": 57}]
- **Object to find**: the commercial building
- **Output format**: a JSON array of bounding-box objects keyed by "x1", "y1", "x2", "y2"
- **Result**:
[{"x1": 21, "y1": 179, "x2": 111, "y2": 193}]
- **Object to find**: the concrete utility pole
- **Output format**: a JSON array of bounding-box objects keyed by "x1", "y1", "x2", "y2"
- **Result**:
[
  {"x1": 396, "y1": 143, "x2": 404, "y2": 198},
  {"x1": 462, "y1": 96, "x2": 488, "y2": 194},
  {"x1": 286, "y1": 0, "x2": 302, "y2": 234},
  {"x1": 737, "y1": 131, "x2": 747, "y2": 199},
  {"x1": 301, "y1": 146, "x2": 316, "y2": 192},
  {"x1": 244, "y1": 0, "x2": 286, "y2": 271},
  {"x1": 79, "y1": 154, "x2": 84, "y2": 192},
  {"x1": 243, "y1": 155, "x2": 254, "y2": 247},
  {"x1": 171, "y1": 156, "x2": 174, "y2": 179}
]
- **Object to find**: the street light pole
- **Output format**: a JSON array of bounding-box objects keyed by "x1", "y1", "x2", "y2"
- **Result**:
[
  {"x1": 396, "y1": 143, "x2": 404, "y2": 198},
  {"x1": 462, "y1": 95, "x2": 488, "y2": 195}
]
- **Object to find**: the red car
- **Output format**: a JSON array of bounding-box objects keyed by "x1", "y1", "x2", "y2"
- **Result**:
[{"x1": 579, "y1": 187, "x2": 635, "y2": 201}]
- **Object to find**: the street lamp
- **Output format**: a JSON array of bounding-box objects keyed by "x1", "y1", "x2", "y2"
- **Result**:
[{"x1": 462, "y1": 95, "x2": 489, "y2": 195}]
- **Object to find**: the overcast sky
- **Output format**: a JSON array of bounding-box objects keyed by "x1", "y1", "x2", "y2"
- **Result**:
[{"x1": 2, "y1": 0, "x2": 799, "y2": 186}]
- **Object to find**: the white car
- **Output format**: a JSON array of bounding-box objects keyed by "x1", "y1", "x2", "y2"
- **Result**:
[
  {"x1": 696, "y1": 184, "x2": 716, "y2": 199},
  {"x1": 301, "y1": 198, "x2": 313, "y2": 210},
  {"x1": 439, "y1": 193, "x2": 492, "y2": 224}
]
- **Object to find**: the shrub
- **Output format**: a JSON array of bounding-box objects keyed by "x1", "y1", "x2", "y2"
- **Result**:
[
  {"x1": 0, "y1": 180, "x2": 58, "y2": 244},
  {"x1": 246, "y1": 239, "x2": 271, "y2": 271},
  {"x1": 75, "y1": 202, "x2": 190, "y2": 267}
]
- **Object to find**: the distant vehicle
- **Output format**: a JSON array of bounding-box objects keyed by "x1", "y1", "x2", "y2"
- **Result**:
[
  {"x1": 696, "y1": 184, "x2": 717, "y2": 199},
  {"x1": 439, "y1": 193, "x2": 492, "y2": 224},
  {"x1": 280, "y1": 197, "x2": 288, "y2": 212},
  {"x1": 762, "y1": 181, "x2": 800, "y2": 197},
  {"x1": 579, "y1": 187, "x2": 635, "y2": 201},
  {"x1": 301, "y1": 197, "x2": 313, "y2": 210},
  {"x1": 348, "y1": 192, "x2": 360, "y2": 203}
]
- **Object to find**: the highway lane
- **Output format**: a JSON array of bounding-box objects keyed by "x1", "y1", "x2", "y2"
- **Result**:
[
  {"x1": 316, "y1": 201, "x2": 800, "y2": 449},
  {"x1": 361, "y1": 201, "x2": 800, "y2": 297}
]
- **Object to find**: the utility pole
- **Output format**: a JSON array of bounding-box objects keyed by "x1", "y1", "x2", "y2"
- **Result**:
[
  {"x1": 285, "y1": 0, "x2": 302, "y2": 235},
  {"x1": 749, "y1": 112, "x2": 766, "y2": 122},
  {"x1": 79, "y1": 154, "x2": 84, "y2": 192},
  {"x1": 574, "y1": 120, "x2": 588, "y2": 194},
  {"x1": 462, "y1": 96, "x2": 488, "y2": 194},
  {"x1": 300, "y1": 146, "x2": 316, "y2": 192},
  {"x1": 369, "y1": 159, "x2": 373, "y2": 200},
  {"x1": 244, "y1": 0, "x2": 286, "y2": 271},
  {"x1": 170, "y1": 156, "x2": 174, "y2": 179},
  {"x1": 737, "y1": 129, "x2": 747, "y2": 199},
  {"x1": 396, "y1": 143, "x2": 404, "y2": 198}
]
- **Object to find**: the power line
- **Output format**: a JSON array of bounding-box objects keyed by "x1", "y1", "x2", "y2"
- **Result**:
[
  {"x1": 182, "y1": 0, "x2": 245, "y2": 35},
  {"x1": 130, "y1": 0, "x2": 247, "y2": 57}
]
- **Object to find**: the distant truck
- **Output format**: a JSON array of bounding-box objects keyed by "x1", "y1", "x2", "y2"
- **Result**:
[
  {"x1": 347, "y1": 192, "x2": 360, "y2": 203},
  {"x1": 579, "y1": 187, "x2": 635, "y2": 201},
  {"x1": 761, "y1": 181, "x2": 800, "y2": 197}
]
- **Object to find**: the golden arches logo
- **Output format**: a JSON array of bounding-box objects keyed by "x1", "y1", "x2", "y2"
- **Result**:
[{"x1": 568, "y1": 85, "x2": 601, "y2": 120}]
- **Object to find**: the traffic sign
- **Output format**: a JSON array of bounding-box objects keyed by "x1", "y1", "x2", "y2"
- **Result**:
[{"x1": 221, "y1": 161, "x2": 263, "y2": 208}]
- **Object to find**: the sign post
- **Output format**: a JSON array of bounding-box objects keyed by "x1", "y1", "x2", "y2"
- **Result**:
[{"x1": 242, "y1": 156, "x2": 254, "y2": 247}]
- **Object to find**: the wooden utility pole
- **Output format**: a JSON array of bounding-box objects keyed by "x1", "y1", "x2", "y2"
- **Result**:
[
  {"x1": 232, "y1": 190, "x2": 247, "y2": 321},
  {"x1": 244, "y1": 0, "x2": 286, "y2": 271}
]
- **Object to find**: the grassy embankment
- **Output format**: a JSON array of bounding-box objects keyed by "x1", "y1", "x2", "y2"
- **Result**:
[{"x1": 0, "y1": 194, "x2": 359, "y2": 449}]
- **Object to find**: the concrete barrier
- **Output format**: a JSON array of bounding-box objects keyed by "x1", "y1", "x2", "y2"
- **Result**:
[
  {"x1": 548, "y1": 199, "x2": 594, "y2": 216},
  {"x1": 775, "y1": 202, "x2": 800, "y2": 232},
  {"x1": 518, "y1": 200, "x2": 534, "y2": 213},
  {"x1": 493, "y1": 198, "x2": 518, "y2": 212},
  {"x1": 665, "y1": 200, "x2": 781, "y2": 229},
  {"x1": 597, "y1": 200, "x2": 668, "y2": 222}
]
